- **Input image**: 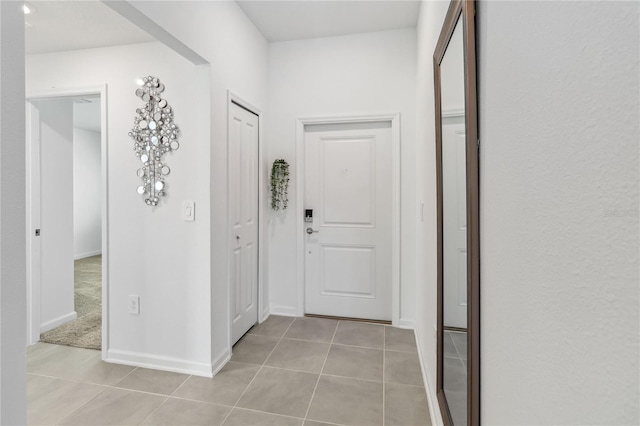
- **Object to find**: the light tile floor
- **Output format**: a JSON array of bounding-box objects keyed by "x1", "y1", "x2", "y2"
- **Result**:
[{"x1": 27, "y1": 316, "x2": 431, "y2": 426}]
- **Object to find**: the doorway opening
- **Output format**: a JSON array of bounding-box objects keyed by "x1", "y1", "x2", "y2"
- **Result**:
[{"x1": 26, "y1": 89, "x2": 108, "y2": 354}]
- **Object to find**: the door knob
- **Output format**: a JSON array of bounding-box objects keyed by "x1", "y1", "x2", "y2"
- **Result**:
[{"x1": 306, "y1": 227, "x2": 319, "y2": 235}]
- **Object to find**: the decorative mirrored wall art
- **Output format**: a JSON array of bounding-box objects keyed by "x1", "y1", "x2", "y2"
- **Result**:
[{"x1": 129, "y1": 76, "x2": 180, "y2": 206}]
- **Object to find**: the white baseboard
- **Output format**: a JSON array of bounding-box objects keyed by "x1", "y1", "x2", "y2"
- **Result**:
[
  {"x1": 269, "y1": 305, "x2": 298, "y2": 317},
  {"x1": 40, "y1": 311, "x2": 77, "y2": 333},
  {"x1": 106, "y1": 349, "x2": 214, "y2": 378},
  {"x1": 414, "y1": 328, "x2": 443, "y2": 426},
  {"x1": 260, "y1": 306, "x2": 270, "y2": 323},
  {"x1": 211, "y1": 349, "x2": 231, "y2": 377},
  {"x1": 395, "y1": 318, "x2": 416, "y2": 329},
  {"x1": 74, "y1": 250, "x2": 102, "y2": 260}
]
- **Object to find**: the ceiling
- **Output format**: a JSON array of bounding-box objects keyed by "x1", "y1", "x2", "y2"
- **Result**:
[
  {"x1": 236, "y1": 1, "x2": 421, "y2": 42},
  {"x1": 25, "y1": 1, "x2": 155, "y2": 55},
  {"x1": 25, "y1": 1, "x2": 420, "y2": 55}
]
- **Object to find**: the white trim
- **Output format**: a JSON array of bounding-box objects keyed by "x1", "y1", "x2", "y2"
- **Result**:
[
  {"x1": 269, "y1": 305, "x2": 299, "y2": 317},
  {"x1": 415, "y1": 328, "x2": 443, "y2": 426},
  {"x1": 25, "y1": 85, "x2": 110, "y2": 360},
  {"x1": 106, "y1": 349, "x2": 214, "y2": 378},
  {"x1": 40, "y1": 311, "x2": 77, "y2": 333},
  {"x1": 211, "y1": 349, "x2": 231, "y2": 377},
  {"x1": 74, "y1": 250, "x2": 102, "y2": 260},
  {"x1": 226, "y1": 90, "x2": 266, "y2": 351},
  {"x1": 295, "y1": 113, "x2": 402, "y2": 324},
  {"x1": 395, "y1": 319, "x2": 416, "y2": 329}
]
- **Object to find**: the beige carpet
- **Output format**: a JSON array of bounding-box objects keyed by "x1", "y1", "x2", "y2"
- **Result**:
[{"x1": 40, "y1": 255, "x2": 102, "y2": 350}]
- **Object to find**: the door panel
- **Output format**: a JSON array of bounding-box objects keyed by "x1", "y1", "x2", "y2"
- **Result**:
[
  {"x1": 322, "y1": 139, "x2": 375, "y2": 226},
  {"x1": 305, "y1": 122, "x2": 392, "y2": 321},
  {"x1": 229, "y1": 103, "x2": 259, "y2": 344},
  {"x1": 320, "y1": 245, "x2": 376, "y2": 298}
]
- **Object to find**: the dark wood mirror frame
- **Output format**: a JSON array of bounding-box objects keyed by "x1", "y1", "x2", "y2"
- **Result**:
[{"x1": 433, "y1": 0, "x2": 479, "y2": 424}]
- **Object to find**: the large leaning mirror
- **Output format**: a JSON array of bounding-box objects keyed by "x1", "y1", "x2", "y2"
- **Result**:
[{"x1": 434, "y1": 0, "x2": 479, "y2": 425}]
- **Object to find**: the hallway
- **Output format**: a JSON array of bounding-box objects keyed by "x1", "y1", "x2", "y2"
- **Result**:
[{"x1": 27, "y1": 316, "x2": 430, "y2": 425}]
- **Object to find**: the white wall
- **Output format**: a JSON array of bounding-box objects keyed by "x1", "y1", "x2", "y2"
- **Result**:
[
  {"x1": 266, "y1": 28, "x2": 418, "y2": 323},
  {"x1": 478, "y1": 1, "x2": 639, "y2": 424},
  {"x1": 27, "y1": 42, "x2": 212, "y2": 375},
  {"x1": 73, "y1": 125, "x2": 102, "y2": 259},
  {"x1": 0, "y1": 1, "x2": 27, "y2": 423},
  {"x1": 128, "y1": 1, "x2": 269, "y2": 370},
  {"x1": 36, "y1": 99, "x2": 76, "y2": 331},
  {"x1": 414, "y1": 1, "x2": 450, "y2": 424}
]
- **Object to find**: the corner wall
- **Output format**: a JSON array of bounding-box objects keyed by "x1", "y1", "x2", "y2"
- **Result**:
[
  {"x1": 266, "y1": 28, "x2": 418, "y2": 323},
  {"x1": 126, "y1": 1, "x2": 270, "y2": 370},
  {"x1": 27, "y1": 42, "x2": 212, "y2": 375},
  {"x1": 0, "y1": 1, "x2": 27, "y2": 423},
  {"x1": 478, "y1": 1, "x2": 639, "y2": 423}
]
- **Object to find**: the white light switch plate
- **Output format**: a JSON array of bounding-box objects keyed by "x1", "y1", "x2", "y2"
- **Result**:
[{"x1": 183, "y1": 201, "x2": 195, "y2": 221}]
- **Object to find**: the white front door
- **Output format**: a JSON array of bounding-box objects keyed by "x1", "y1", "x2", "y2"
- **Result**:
[
  {"x1": 229, "y1": 102, "x2": 259, "y2": 344},
  {"x1": 304, "y1": 122, "x2": 392, "y2": 321},
  {"x1": 442, "y1": 119, "x2": 467, "y2": 329}
]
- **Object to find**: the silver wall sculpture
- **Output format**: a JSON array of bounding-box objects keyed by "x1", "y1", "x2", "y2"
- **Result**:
[{"x1": 129, "y1": 76, "x2": 180, "y2": 206}]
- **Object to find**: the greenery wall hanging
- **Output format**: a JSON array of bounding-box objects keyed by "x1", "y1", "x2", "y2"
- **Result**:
[{"x1": 270, "y1": 159, "x2": 290, "y2": 211}]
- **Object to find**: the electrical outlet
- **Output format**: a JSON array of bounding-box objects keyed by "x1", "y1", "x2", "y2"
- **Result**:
[{"x1": 128, "y1": 295, "x2": 140, "y2": 315}]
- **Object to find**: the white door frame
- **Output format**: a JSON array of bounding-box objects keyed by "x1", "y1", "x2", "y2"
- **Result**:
[
  {"x1": 226, "y1": 90, "x2": 266, "y2": 351},
  {"x1": 295, "y1": 113, "x2": 401, "y2": 325},
  {"x1": 26, "y1": 85, "x2": 110, "y2": 359}
]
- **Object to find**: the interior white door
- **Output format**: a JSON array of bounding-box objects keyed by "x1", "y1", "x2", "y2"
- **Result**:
[
  {"x1": 35, "y1": 99, "x2": 76, "y2": 333},
  {"x1": 229, "y1": 102, "x2": 259, "y2": 344},
  {"x1": 442, "y1": 120, "x2": 467, "y2": 329},
  {"x1": 26, "y1": 101, "x2": 42, "y2": 344},
  {"x1": 304, "y1": 122, "x2": 392, "y2": 321}
]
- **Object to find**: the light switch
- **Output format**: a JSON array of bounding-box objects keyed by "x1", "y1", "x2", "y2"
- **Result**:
[{"x1": 183, "y1": 201, "x2": 195, "y2": 221}]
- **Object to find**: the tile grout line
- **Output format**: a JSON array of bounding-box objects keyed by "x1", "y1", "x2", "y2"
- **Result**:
[
  {"x1": 53, "y1": 380, "x2": 111, "y2": 425},
  {"x1": 46, "y1": 362, "x2": 140, "y2": 425},
  {"x1": 219, "y1": 317, "x2": 297, "y2": 425},
  {"x1": 168, "y1": 374, "x2": 193, "y2": 398},
  {"x1": 138, "y1": 396, "x2": 170, "y2": 425},
  {"x1": 113, "y1": 365, "x2": 139, "y2": 386},
  {"x1": 220, "y1": 406, "x2": 304, "y2": 422},
  {"x1": 302, "y1": 319, "x2": 339, "y2": 423},
  {"x1": 138, "y1": 373, "x2": 194, "y2": 425}
]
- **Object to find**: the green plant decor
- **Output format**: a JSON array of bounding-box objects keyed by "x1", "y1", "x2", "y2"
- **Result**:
[{"x1": 270, "y1": 159, "x2": 290, "y2": 211}]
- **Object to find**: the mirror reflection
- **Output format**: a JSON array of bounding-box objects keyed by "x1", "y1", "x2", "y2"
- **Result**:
[{"x1": 440, "y1": 16, "x2": 467, "y2": 425}]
